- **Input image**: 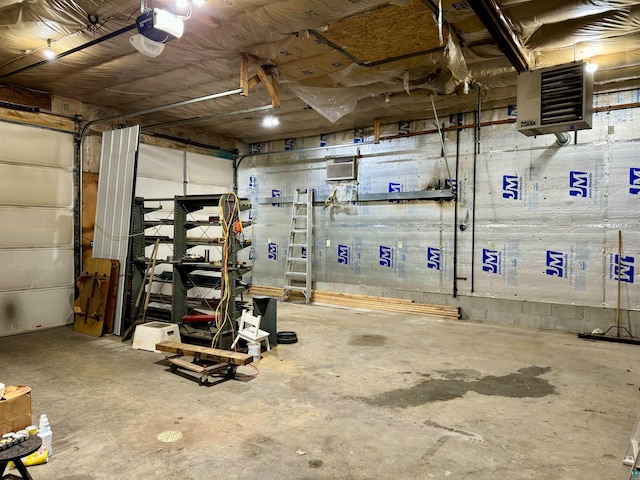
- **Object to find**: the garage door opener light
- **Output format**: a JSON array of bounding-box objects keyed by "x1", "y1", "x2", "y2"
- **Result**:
[
  {"x1": 129, "y1": 34, "x2": 165, "y2": 57},
  {"x1": 131, "y1": 8, "x2": 185, "y2": 57},
  {"x1": 135, "y1": 8, "x2": 184, "y2": 43}
]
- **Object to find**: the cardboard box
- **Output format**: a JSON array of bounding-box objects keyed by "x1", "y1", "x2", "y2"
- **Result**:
[{"x1": 0, "y1": 385, "x2": 32, "y2": 435}]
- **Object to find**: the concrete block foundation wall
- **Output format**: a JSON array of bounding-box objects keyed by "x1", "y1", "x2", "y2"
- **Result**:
[{"x1": 313, "y1": 281, "x2": 640, "y2": 334}]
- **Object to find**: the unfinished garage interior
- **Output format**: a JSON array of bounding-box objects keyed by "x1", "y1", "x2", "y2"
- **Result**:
[{"x1": 1, "y1": 0, "x2": 640, "y2": 478}]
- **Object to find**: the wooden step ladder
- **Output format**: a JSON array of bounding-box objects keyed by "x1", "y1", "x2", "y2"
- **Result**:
[
  {"x1": 283, "y1": 188, "x2": 313, "y2": 303},
  {"x1": 122, "y1": 239, "x2": 160, "y2": 341}
]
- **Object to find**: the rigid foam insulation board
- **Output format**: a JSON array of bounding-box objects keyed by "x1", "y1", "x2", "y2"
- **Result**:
[{"x1": 240, "y1": 93, "x2": 640, "y2": 312}]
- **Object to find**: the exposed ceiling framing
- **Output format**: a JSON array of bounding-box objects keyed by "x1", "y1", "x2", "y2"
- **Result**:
[
  {"x1": 0, "y1": 0, "x2": 639, "y2": 147},
  {"x1": 468, "y1": 0, "x2": 530, "y2": 73}
]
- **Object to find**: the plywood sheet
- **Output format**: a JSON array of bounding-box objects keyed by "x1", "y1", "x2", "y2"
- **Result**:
[
  {"x1": 320, "y1": 0, "x2": 444, "y2": 64},
  {"x1": 82, "y1": 172, "x2": 98, "y2": 265}
]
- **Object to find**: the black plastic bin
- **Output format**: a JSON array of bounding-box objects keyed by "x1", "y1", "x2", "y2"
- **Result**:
[{"x1": 253, "y1": 296, "x2": 277, "y2": 346}]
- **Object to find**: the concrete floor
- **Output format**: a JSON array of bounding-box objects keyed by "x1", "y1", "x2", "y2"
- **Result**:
[{"x1": 0, "y1": 301, "x2": 638, "y2": 479}]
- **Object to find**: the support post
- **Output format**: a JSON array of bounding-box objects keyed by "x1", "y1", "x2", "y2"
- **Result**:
[{"x1": 374, "y1": 118, "x2": 381, "y2": 143}]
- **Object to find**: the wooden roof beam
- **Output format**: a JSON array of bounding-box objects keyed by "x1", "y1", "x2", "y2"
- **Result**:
[{"x1": 240, "y1": 53, "x2": 280, "y2": 108}]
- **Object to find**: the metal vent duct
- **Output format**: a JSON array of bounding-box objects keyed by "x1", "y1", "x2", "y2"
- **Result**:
[{"x1": 541, "y1": 63, "x2": 585, "y2": 125}]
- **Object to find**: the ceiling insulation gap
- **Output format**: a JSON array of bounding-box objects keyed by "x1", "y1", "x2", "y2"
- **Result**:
[{"x1": 318, "y1": 0, "x2": 445, "y2": 65}]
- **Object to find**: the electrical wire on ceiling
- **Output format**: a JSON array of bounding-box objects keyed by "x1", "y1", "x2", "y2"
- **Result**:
[
  {"x1": 0, "y1": 4, "x2": 141, "y2": 72},
  {"x1": 429, "y1": 93, "x2": 453, "y2": 181},
  {"x1": 0, "y1": 23, "x2": 138, "y2": 80}
]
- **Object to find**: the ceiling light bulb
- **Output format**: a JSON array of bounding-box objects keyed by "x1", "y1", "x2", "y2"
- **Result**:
[
  {"x1": 44, "y1": 39, "x2": 56, "y2": 60},
  {"x1": 585, "y1": 62, "x2": 597, "y2": 73},
  {"x1": 262, "y1": 116, "x2": 279, "y2": 128},
  {"x1": 192, "y1": 0, "x2": 206, "y2": 5},
  {"x1": 176, "y1": 0, "x2": 189, "y2": 8}
]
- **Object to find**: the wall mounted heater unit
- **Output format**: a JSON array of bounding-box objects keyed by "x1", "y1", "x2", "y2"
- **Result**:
[
  {"x1": 326, "y1": 156, "x2": 358, "y2": 181},
  {"x1": 517, "y1": 61, "x2": 593, "y2": 136}
]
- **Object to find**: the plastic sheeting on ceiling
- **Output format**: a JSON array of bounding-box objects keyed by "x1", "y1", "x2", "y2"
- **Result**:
[
  {"x1": 497, "y1": 1, "x2": 640, "y2": 70},
  {"x1": 0, "y1": 0, "x2": 639, "y2": 144}
]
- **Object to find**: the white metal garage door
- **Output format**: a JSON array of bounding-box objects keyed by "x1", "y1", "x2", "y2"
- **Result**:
[{"x1": 0, "y1": 121, "x2": 74, "y2": 336}]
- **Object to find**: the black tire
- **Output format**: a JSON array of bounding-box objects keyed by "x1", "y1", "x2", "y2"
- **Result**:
[{"x1": 277, "y1": 331, "x2": 298, "y2": 344}]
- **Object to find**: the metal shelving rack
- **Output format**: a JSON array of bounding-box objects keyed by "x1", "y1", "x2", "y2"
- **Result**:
[
  {"x1": 172, "y1": 194, "x2": 252, "y2": 348},
  {"x1": 126, "y1": 194, "x2": 251, "y2": 348},
  {"x1": 127, "y1": 198, "x2": 175, "y2": 327}
]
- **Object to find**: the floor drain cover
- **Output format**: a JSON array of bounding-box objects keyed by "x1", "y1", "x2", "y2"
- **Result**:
[{"x1": 157, "y1": 430, "x2": 183, "y2": 442}]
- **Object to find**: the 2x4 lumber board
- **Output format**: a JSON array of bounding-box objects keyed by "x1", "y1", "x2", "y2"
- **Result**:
[
  {"x1": 317, "y1": 296, "x2": 453, "y2": 310},
  {"x1": 260, "y1": 286, "x2": 445, "y2": 308},
  {"x1": 256, "y1": 286, "x2": 456, "y2": 311},
  {"x1": 252, "y1": 286, "x2": 289, "y2": 297},
  {"x1": 313, "y1": 294, "x2": 452, "y2": 309},
  {"x1": 316, "y1": 300, "x2": 460, "y2": 318},
  {"x1": 168, "y1": 357, "x2": 231, "y2": 374},
  {"x1": 246, "y1": 54, "x2": 280, "y2": 108},
  {"x1": 248, "y1": 75, "x2": 261, "y2": 90},
  {"x1": 315, "y1": 291, "x2": 426, "y2": 306},
  {"x1": 168, "y1": 356, "x2": 206, "y2": 373},
  {"x1": 250, "y1": 286, "x2": 460, "y2": 319},
  {"x1": 319, "y1": 300, "x2": 458, "y2": 315},
  {"x1": 240, "y1": 53, "x2": 249, "y2": 96},
  {"x1": 318, "y1": 303, "x2": 459, "y2": 318},
  {"x1": 156, "y1": 341, "x2": 252, "y2": 365}
]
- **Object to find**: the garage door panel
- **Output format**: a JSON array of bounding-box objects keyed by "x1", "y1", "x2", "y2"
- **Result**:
[
  {"x1": 187, "y1": 152, "x2": 233, "y2": 187},
  {"x1": 0, "y1": 288, "x2": 74, "y2": 336},
  {"x1": 0, "y1": 248, "x2": 74, "y2": 291},
  {"x1": 0, "y1": 122, "x2": 75, "y2": 335},
  {"x1": 137, "y1": 144, "x2": 183, "y2": 181},
  {"x1": 0, "y1": 164, "x2": 73, "y2": 207},
  {"x1": 135, "y1": 176, "x2": 184, "y2": 198},
  {"x1": 0, "y1": 123, "x2": 73, "y2": 168},
  {"x1": 0, "y1": 208, "x2": 73, "y2": 247}
]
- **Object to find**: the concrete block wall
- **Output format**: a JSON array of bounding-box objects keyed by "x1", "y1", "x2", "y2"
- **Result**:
[{"x1": 314, "y1": 280, "x2": 637, "y2": 334}]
